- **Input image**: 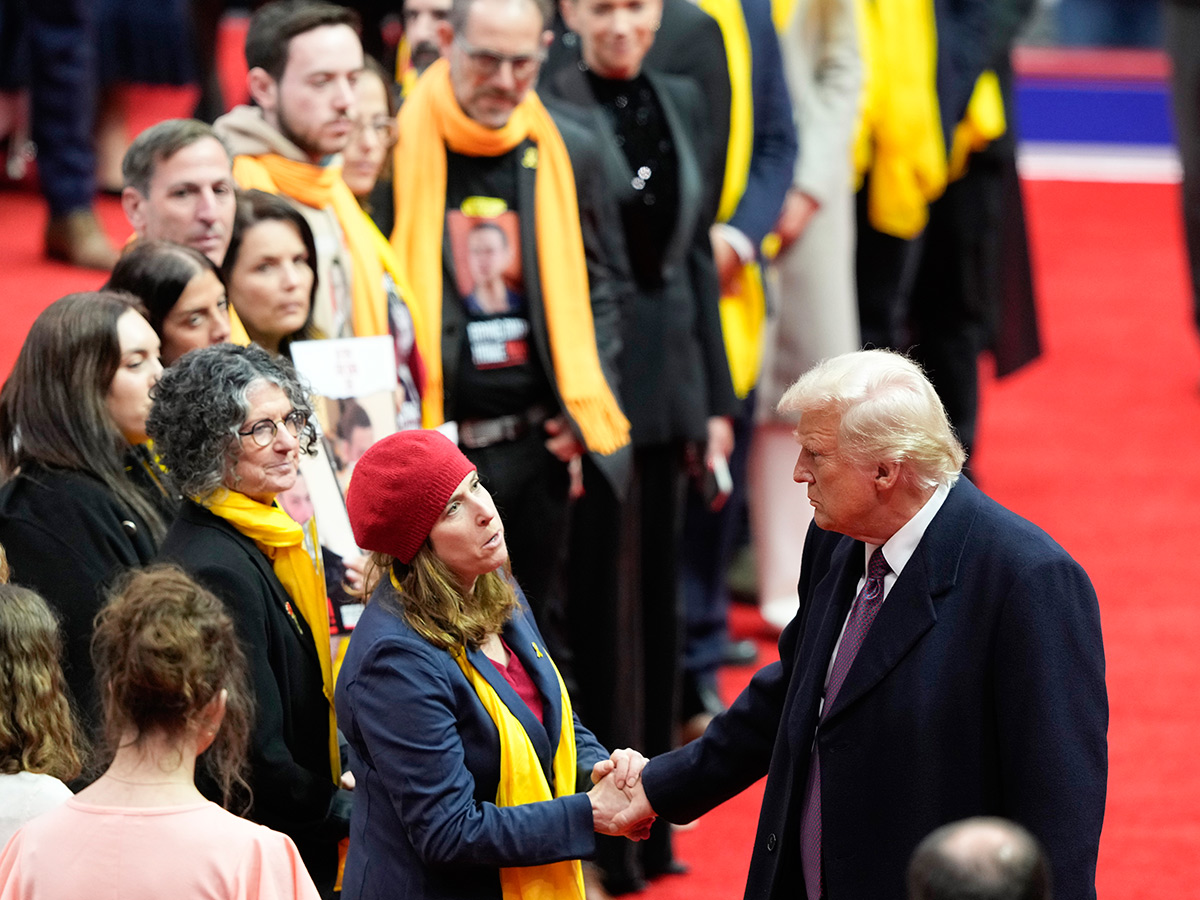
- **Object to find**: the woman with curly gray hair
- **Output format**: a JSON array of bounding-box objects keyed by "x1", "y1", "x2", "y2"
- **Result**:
[{"x1": 147, "y1": 343, "x2": 351, "y2": 898}]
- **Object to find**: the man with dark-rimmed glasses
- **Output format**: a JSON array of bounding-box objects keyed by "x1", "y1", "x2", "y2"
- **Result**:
[{"x1": 389, "y1": 0, "x2": 633, "y2": 697}]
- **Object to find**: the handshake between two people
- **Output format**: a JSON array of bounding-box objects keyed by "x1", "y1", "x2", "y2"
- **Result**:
[{"x1": 587, "y1": 748, "x2": 658, "y2": 840}]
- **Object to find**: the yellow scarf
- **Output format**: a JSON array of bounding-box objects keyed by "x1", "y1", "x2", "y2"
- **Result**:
[
  {"x1": 389, "y1": 58, "x2": 630, "y2": 455},
  {"x1": 947, "y1": 70, "x2": 1006, "y2": 181},
  {"x1": 452, "y1": 644, "x2": 584, "y2": 900},
  {"x1": 232, "y1": 154, "x2": 400, "y2": 338},
  {"x1": 699, "y1": 0, "x2": 754, "y2": 224},
  {"x1": 698, "y1": 0, "x2": 766, "y2": 397},
  {"x1": 204, "y1": 489, "x2": 340, "y2": 782},
  {"x1": 853, "y1": 0, "x2": 946, "y2": 239}
]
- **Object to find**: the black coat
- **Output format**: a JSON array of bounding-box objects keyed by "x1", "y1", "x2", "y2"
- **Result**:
[
  {"x1": 158, "y1": 499, "x2": 352, "y2": 896},
  {"x1": 0, "y1": 461, "x2": 164, "y2": 730},
  {"x1": 541, "y1": 66, "x2": 738, "y2": 445},
  {"x1": 438, "y1": 109, "x2": 634, "y2": 494},
  {"x1": 643, "y1": 479, "x2": 1108, "y2": 900}
]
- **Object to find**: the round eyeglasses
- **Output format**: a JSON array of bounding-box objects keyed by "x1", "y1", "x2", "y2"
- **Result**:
[{"x1": 237, "y1": 410, "x2": 308, "y2": 447}]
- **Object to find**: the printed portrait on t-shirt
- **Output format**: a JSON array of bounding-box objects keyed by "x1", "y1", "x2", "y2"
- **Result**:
[
  {"x1": 449, "y1": 207, "x2": 525, "y2": 315},
  {"x1": 448, "y1": 202, "x2": 532, "y2": 372}
]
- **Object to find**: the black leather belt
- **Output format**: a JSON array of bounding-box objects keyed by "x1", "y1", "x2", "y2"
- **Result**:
[{"x1": 458, "y1": 404, "x2": 552, "y2": 450}]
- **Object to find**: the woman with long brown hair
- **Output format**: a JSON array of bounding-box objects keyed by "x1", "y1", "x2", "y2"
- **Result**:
[
  {"x1": 0, "y1": 565, "x2": 320, "y2": 899},
  {"x1": 0, "y1": 583, "x2": 83, "y2": 845},
  {"x1": 0, "y1": 292, "x2": 175, "y2": 730}
]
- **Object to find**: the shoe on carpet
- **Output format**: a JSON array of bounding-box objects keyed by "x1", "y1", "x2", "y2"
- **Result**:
[{"x1": 45, "y1": 208, "x2": 118, "y2": 270}]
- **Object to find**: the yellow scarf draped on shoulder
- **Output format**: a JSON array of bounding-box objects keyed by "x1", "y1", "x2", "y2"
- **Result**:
[
  {"x1": 701, "y1": 0, "x2": 766, "y2": 397},
  {"x1": 699, "y1": 0, "x2": 754, "y2": 224},
  {"x1": 452, "y1": 644, "x2": 584, "y2": 900},
  {"x1": 204, "y1": 489, "x2": 340, "y2": 782},
  {"x1": 232, "y1": 153, "x2": 405, "y2": 339},
  {"x1": 852, "y1": 0, "x2": 1005, "y2": 238},
  {"x1": 389, "y1": 58, "x2": 629, "y2": 454}
]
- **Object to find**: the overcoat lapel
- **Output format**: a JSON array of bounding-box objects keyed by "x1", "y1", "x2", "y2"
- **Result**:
[
  {"x1": 787, "y1": 536, "x2": 862, "y2": 739},
  {"x1": 822, "y1": 480, "x2": 980, "y2": 722}
]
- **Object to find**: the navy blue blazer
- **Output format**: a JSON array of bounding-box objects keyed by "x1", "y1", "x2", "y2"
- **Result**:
[
  {"x1": 335, "y1": 584, "x2": 609, "y2": 900},
  {"x1": 642, "y1": 478, "x2": 1108, "y2": 900},
  {"x1": 725, "y1": 0, "x2": 798, "y2": 247}
]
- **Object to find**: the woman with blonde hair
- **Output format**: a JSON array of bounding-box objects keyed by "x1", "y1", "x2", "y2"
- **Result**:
[
  {"x1": 0, "y1": 565, "x2": 320, "y2": 899},
  {"x1": 0, "y1": 583, "x2": 83, "y2": 846}
]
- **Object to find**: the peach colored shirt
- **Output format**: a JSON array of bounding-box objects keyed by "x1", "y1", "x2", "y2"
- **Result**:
[{"x1": 0, "y1": 797, "x2": 320, "y2": 900}]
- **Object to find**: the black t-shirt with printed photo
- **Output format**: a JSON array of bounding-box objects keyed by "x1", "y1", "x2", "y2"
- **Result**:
[{"x1": 444, "y1": 146, "x2": 555, "y2": 421}]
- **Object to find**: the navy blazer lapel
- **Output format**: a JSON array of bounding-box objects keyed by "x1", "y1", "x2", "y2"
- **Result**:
[
  {"x1": 505, "y1": 607, "x2": 564, "y2": 764},
  {"x1": 789, "y1": 537, "x2": 862, "y2": 736},
  {"x1": 823, "y1": 481, "x2": 979, "y2": 721},
  {"x1": 465, "y1": 630, "x2": 554, "y2": 776}
]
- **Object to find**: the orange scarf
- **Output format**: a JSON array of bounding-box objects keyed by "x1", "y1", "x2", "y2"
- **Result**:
[
  {"x1": 233, "y1": 154, "x2": 406, "y2": 339},
  {"x1": 390, "y1": 59, "x2": 629, "y2": 455}
]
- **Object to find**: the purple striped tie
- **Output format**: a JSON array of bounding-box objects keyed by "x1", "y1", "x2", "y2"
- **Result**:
[{"x1": 799, "y1": 548, "x2": 890, "y2": 900}]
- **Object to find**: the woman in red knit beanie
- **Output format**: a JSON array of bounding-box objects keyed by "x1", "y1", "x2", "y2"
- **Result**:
[{"x1": 336, "y1": 429, "x2": 649, "y2": 900}]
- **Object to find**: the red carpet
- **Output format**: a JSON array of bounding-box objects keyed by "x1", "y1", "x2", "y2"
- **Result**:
[{"x1": 1, "y1": 172, "x2": 1197, "y2": 897}]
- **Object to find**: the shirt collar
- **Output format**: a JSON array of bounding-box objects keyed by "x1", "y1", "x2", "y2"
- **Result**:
[{"x1": 864, "y1": 481, "x2": 951, "y2": 588}]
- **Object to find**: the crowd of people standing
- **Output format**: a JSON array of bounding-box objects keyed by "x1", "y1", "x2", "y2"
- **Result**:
[{"x1": 0, "y1": 2, "x2": 1110, "y2": 900}]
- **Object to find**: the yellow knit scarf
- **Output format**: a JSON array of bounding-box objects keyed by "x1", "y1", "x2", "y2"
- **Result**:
[
  {"x1": 232, "y1": 153, "x2": 404, "y2": 339},
  {"x1": 389, "y1": 59, "x2": 630, "y2": 454},
  {"x1": 204, "y1": 489, "x2": 340, "y2": 782},
  {"x1": 452, "y1": 643, "x2": 584, "y2": 900}
]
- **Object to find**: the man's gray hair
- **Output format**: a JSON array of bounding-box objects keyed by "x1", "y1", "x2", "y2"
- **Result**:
[
  {"x1": 447, "y1": 0, "x2": 553, "y2": 34},
  {"x1": 146, "y1": 343, "x2": 316, "y2": 499},
  {"x1": 907, "y1": 817, "x2": 1051, "y2": 900},
  {"x1": 778, "y1": 349, "x2": 966, "y2": 490},
  {"x1": 122, "y1": 119, "x2": 233, "y2": 196}
]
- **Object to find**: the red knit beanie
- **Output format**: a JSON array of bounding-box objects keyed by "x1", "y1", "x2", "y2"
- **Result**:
[{"x1": 346, "y1": 429, "x2": 476, "y2": 564}]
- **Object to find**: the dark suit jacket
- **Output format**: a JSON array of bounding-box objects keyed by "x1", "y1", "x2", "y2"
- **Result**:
[
  {"x1": 335, "y1": 586, "x2": 609, "y2": 900},
  {"x1": 0, "y1": 462, "x2": 161, "y2": 731},
  {"x1": 158, "y1": 500, "x2": 351, "y2": 894},
  {"x1": 439, "y1": 112, "x2": 633, "y2": 492},
  {"x1": 642, "y1": 478, "x2": 1108, "y2": 900},
  {"x1": 543, "y1": 0, "x2": 733, "y2": 220},
  {"x1": 541, "y1": 67, "x2": 739, "y2": 444}
]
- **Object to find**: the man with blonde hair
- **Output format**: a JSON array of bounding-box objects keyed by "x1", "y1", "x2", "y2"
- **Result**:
[{"x1": 611, "y1": 349, "x2": 1107, "y2": 900}]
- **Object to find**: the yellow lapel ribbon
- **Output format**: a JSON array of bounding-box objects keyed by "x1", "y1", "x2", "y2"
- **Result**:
[
  {"x1": 389, "y1": 58, "x2": 629, "y2": 454},
  {"x1": 232, "y1": 153, "x2": 405, "y2": 339},
  {"x1": 204, "y1": 489, "x2": 340, "y2": 782},
  {"x1": 452, "y1": 644, "x2": 584, "y2": 900}
]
